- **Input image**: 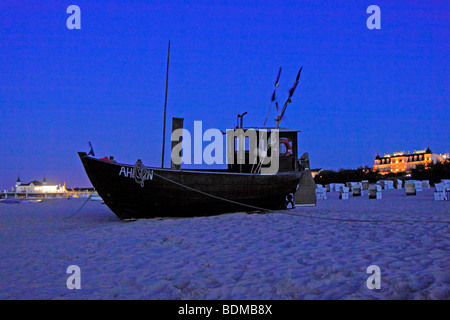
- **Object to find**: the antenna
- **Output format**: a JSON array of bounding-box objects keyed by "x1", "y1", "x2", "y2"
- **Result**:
[{"x1": 237, "y1": 112, "x2": 248, "y2": 128}]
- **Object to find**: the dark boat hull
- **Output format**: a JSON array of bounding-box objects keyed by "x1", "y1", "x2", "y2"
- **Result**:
[{"x1": 78, "y1": 152, "x2": 303, "y2": 220}]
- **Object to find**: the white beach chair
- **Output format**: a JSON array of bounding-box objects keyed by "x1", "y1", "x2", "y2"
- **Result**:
[
  {"x1": 441, "y1": 180, "x2": 450, "y2": 190},
  {"x1": 316, "y1": 185, "x2": 327, "y2": 200},
  {"x1": 339, "y1": 187, "x2": 349, "y2": 199},
  {"x1": 369, "y1": 185, "x2": 382, "y2": 199},
  {"x1": 395, "y1": 179, "x2": 403, "y2": 189},
  {"x1": 442, "y1": 180, "x2": 450, "y2": 201},
  {"x1": 434, "y1": 183, "x2": 447, "y2": 201}
]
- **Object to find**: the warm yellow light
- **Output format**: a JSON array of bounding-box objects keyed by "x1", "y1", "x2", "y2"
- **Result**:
[{"x1": 42, "y1": 186, "x2": 57, "y2": 192}]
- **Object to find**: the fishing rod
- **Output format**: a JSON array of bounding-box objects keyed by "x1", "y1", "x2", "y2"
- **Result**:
[
  {"x1": 275, "y1": 67, "x2": 302, "y2": 128},
  {"x1": 263, "y1": 67, "x2": 282, "y2": 127}
]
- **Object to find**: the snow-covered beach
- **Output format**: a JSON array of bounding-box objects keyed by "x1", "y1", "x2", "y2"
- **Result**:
[{"x1": 0, "y1": 189, "x2": 448, "y2": 300}]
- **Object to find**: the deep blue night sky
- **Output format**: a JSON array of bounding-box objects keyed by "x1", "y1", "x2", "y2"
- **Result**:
[{"x1": 0, "y1": 0, "x2": 448, "y2": 189}]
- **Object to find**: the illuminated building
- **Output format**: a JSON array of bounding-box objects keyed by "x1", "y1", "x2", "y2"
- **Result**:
[
  {"x1": 373, "y1": 148, "x2": 448, "y2": 175},
  {"x1": 15, "y1": 177, "x2": 66, "y2": 193}
]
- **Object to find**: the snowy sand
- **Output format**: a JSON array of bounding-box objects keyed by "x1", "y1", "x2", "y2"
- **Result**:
[{"x1": 0, "y1": 189, "x2": 449, "y2": 300}]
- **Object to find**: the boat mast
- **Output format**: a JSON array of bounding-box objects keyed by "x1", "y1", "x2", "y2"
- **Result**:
[{"x1": 161, "y1": 40, "x2": 171, "y2": 168}]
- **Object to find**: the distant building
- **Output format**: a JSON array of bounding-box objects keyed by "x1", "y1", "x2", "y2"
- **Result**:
[
  {"x1": 373, "y1": 148, "x2": 449, "y2": 175},
  {"x1": 15, "y1": 177, "x2": 66, "y2": 193}
]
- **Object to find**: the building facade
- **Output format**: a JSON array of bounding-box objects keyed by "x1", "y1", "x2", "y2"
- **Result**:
[
  {"x1": 15, "y1": 177, "x2": 66, "y2": 194},
  {"x1": 373, "y1": 148, "x2": 448, "y2": 175}
]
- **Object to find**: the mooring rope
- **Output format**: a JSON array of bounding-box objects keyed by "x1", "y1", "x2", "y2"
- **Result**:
[
  {"x1": 65, "y1": 191, "x2": 94, "y2": 218},
  {"x1": 152, "y1": 171, "x2": 271, "y2": 212},
  {"x1": 280, "y1": 211, "x2": 450, "y2": 224},
  {"x1": 134, "y1": 159, "x2": 147, "y2": 187},
  {"x1": 152, "y1": 171, "x2": 450, "y2": 224}
]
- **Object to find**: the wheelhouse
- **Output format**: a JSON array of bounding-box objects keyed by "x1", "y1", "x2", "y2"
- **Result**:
[{"x1": 227, "y1": 127, "x2": 301, "y2": 173}]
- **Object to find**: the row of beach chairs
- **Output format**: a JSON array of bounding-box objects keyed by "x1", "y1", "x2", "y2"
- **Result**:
[
  {"x1": 327, "y1": 180, "x2": 417, "y2": 192},
  {"x1": 404, "y1": 180, "x2": 449, "y2": 198},
  {"x1": 316, "y1": 179, "x2": 450, "y2": 201},
  {"x1": 326, "y1": 180, "x2": 432, "y2": 192},
  {"x1": 316, "y1": 185, "x2": 381, "y2": 200}
]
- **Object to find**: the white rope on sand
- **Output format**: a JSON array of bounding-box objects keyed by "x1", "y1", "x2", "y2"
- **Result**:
[
  {"x1": 152, "y1": 171, "x2": 271, "y2": 212},
  {"x1": 153, "y1": 171, "x2": 450, "y2": 224},
  {"x1": 281, "y1": 211, "x2": 450, "y2": 224}
]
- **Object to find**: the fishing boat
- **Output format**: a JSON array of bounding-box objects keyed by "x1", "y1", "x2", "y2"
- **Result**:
[
  {"x1": 79, "y1": 126, "x2": 305, "y2": 220},
  {"x1": 78, "y1": 42, "x2": 309, "y2": 220}
]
